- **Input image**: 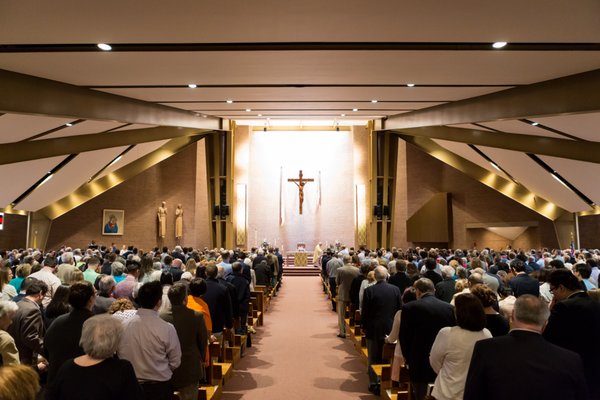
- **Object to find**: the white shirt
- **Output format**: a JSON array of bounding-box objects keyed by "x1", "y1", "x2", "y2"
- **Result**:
[
  {"x1": 385, "y1": 310, "x2": 403, "y2": 357},
  {"x1": 429, "y1": 326, "x2": 492, "y2": 400},
  {"x1": 29, "y1": 267, "x2": 62, "y2": 307},
  {"x1": 118, "y1": 308, "x2": 181, "y2": 382}
]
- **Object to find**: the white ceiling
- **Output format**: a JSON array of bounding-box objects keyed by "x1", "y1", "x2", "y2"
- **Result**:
[{"x1": 0, "y1": 0, "x2": 599, "y2": 214}]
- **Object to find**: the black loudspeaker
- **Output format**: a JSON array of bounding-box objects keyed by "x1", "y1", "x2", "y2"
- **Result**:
[
  {"x1": 383, "y1": 205, "x2": 390, "y2": 217},
  {"x1": 373, "y1": 205, "x2": 382, "y2": 218},
  {"x1": 213, "y1": 205, "x2": 220, "y2": 217},
  {"x1": 220, "y1": 205, "x2": 230, "y2": 218}
]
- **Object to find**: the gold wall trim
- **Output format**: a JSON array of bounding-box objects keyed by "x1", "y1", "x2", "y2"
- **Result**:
[
  {"x1": 40, "y1": 134, "x2": 207, "y2": 220},
  {"x1": 577, "y1": 206, "x2": 600, "y2": 217},
  {"x1": 398, "y1": 134, "x2": 568, "y2": 221},
  {"x1": 0, "y1": 126, "x2": 211, "y2": 165},
  {"x1": 0, "y1": 207, "x2": 28, "y2": 216},
  {"x1": 385, "y1": 68, "x2": 600, "y2": 129},
  {"x1": 388, "y1": 125, "x2": 600, "y2": 164},
  {"x1": 0, "y1": 69, "x2": 220, "y2": 130}
]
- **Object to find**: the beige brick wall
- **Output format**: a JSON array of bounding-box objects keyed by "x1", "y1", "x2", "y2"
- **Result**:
[
  {"x1": 46, "y1": 142, "x2": 210, "y2": 251},
  {"x1": 394, "y1": 142, "x2": 558, "y2": 250}
]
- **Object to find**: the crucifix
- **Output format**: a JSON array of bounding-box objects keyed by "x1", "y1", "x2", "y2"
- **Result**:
[{"x1": 288, "y1": 170, "x2": 314, "y2": 214}]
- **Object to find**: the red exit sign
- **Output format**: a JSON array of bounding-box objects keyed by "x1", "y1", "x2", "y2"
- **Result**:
[{"x1": 0, "y1": 212, "x2": 3, "y2": 230}]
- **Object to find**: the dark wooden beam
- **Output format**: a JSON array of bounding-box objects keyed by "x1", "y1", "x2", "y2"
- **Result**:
[
  {"x1": 385, "y1": 69, "x2": 600, "y2": 129},
  {"x1": 0, "y1": 69, "x2": 220, "y2": 129}
]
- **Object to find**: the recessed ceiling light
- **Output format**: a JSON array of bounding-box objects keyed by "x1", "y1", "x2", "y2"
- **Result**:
[
  {"x1": 371, "y1": 100, "x2": 378, "y2": 103},
  {"x1": 188, "y1": 84, "x2": 197, "y2": 88},
  {"x1": 406, "y1": 83, "x2": 415, "y2": 87},
  {"x1": 258, "y1": 114, "x2": 262, "y2": 117},
  {"x1": 246, "y1": 109, "x2": 251, "y2": 112},
  {"x1": 202, "y1": 115, "x2": 208, "y2": 118},
  {"x1": 97, "y1": 43, "x2": 112, "y2": 51},
  {"x1": 492, "y1": 41, "x2": 507, "y2": 49},
  {"x1": 226, "y1": 100, "x2": 234, "y2": 104},
  {"x1": 352, "y1": 108, "x2": 358, "y2": 112},
  {"x1": 531, "y1": 122, "x2": 539, "y2": 126},
  {"x1": 65, "y1": 123, "x2": 73, "y2": 127},
  {"x1": 341, "y1": 114, "x2": 346, "y2": 117}
]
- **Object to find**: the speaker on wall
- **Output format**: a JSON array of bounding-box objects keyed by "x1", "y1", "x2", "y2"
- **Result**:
[
  {"x1": 220, "y1": 205, "x2": 230, "y2": 218},
  {"x1": 213, "y1": 205, "x2": 220, "y2": 217}
]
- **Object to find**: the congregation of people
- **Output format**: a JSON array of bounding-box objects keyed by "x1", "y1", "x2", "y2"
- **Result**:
[
  {"x1": 0, "y1": 244, "x2": 284, "y2": 400},
  {"x1": 319, "y1": 245, "x2": 600, "y2": 400}
]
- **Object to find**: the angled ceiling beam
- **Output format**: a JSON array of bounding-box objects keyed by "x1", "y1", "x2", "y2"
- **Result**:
[
  {"x1": 0, "y1": 69, "x2": 220, "y2": 129},
  {"x1": 389, "y1": 125, "x2": 600, "y2": 164},
  {"x1": 0, "y1": 126, "x2": 212, "y2": 165},
  {"x1": 385, "y1": 68, "x2": 600, "y2": 129},
  {"x1": 40, "y1": 134, "x2": 207, "y2": 220},
  {"x1": 396, "y1": 133, "x2": 569, "y2": 221}
]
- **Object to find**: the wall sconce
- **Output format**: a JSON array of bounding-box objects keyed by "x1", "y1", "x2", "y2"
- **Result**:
[{"x1": 236, "y1": 183, "x2": 247, "y2": 246}]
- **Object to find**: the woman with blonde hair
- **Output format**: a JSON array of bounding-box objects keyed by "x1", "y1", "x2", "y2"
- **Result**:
[
  {"x1": 0, "y1": 364, "x2": 39, "y2": 400},
  {"x1": 0, "y1": 265, "x2": 16, "y2": 300},
  {"x1": 185, "y1": 258, "x2": 197, "y2": 273}
]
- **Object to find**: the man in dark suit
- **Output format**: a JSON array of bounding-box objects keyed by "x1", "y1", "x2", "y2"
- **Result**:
[
  {"x1": 508, "y1": 259, "x2": 539, "y2": 297},
  {"x1": 400, "y1": 278, "x2": 455, "y2": 400},
  {"x1": 389, "y1": 259, "x2": 412, "y2": 295},
  {"x1": 435, "y1": 265, "x2": 456, "y2": 303},
  {"x1": 204, "y1": 265, "x2": 233, "y2": 340},
  {"x1": 464, "y1": 295, "x2": 588, "y2": 400},
  {"x1": 421, "y1": 257, "x2": 442, "y2": 286},
  {"x1": 227, "y1": 262, "x2": 251, "y2": 334},
  {"x1": 543, "y1": 268, "x2": 600, "y2": 398},
  {"x1": 253, "y1": 260, "x2": 272, "y2": 287},
  {"x1": 362, "y1": 266, "x2": 402, "y2": 395},
  {"x1": 44, "y1": 281, "x2": 95, "y2": 383},
  {"x1": 161, "y1": 283, "x2": 208, "y2": 400},
  {"x1": 8, "y1": 279, "x2": 48, "y2": 367}
]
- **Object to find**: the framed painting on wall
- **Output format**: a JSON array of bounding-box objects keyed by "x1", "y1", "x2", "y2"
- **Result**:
[{"x1": 102, "y1": 209, "x2": 124, "y2": 235}]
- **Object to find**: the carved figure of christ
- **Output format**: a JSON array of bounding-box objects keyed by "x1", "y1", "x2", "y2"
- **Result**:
[{"x1": 288, "y1": 170, "x2": 314, "y2": 214}]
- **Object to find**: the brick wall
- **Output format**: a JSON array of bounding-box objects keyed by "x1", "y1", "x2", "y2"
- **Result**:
[
  {"x1": 0, "y1": 213, "x2": 28, "y2": 250},
  {"x1": 394, "y1": 142, "x2": 558, "y2": 250},
  {"x1": 46, "y1": 142, "x2": 210, "y2": 251}
]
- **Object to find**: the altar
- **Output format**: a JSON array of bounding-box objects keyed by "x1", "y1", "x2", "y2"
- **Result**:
[{"x1": 291, "y1": 252, "x2": 308, "y2": 267}]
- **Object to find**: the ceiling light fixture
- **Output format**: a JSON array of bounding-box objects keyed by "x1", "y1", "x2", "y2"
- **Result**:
[
  {"x1": 352, "y1": 108, "x2": 358, "y2": 112},
  {"x1": 490, "y1": 162, "x2": 502, "y2": 172},
  {"x1": 258, "y1": 114, "x2": 262, "y2": 117},
  {"x1": 551, "y1": 173, "x2": 569, "y2": 188},
  {"x1": 108, "y1": 155, "x2": 122, "y2": 167},
  {"x1": 531, "y1": 122, "x2": 539, "y2": 126},
  {"x1": 371, "y1": 100, "x2": 378, "y2": 103},
  {"x1": 97, "y1": 43, "x2": 112, "y2": 51},
  {"x1": 226, "y1": 100, "x2": 234, "y2": 104},
  {"x1": 406, "y1": 83, "x2": 415, "y2": 87},
  {"x1": 65, "y1": 123, "x2": 73, "y2": 127},
  {"x1": 341, "y1": 114, "x2": 346, "y2": 117},
  {"x1": 246, "y1": 109, "x2": 252, "y2": 112},
  {"x1": 187, "y1": 84, "x2": 197, "y2": 88},
  {"x1": 40, "y1": 173, "x2": 54, "y2": 187},
  {"x1": 492, "y1": 41, "x2": 507, "y2": 49}
]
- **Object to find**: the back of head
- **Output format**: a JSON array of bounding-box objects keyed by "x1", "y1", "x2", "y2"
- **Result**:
[
  {"x1": 98, "y1": 275, "x2": 116, "y2": 294},
  {"x1": 206, "y1": 264, "x2": 218, "y2": 279},
  {"x1": 425, "y1": 257, "x2": 437, "y2": 271},
  {"x1": 374, "y1": 266, "x2": 389, "y2": 282},
  {"x1": 414, "y1": 278, "x2": 435, "y2": 294},
  {"x1": 549, "y1": 268, "x2": 582, "y2": 291},
  {"x1": 25, "y1": 279, "x2": 48, "y2": 296},
  {"x1": 441, "y1": 265, "x2": 455, "y2": 279},
  {"x1": 160, "y1": 271, "x2": 174, "y2": 286},
  {"x1": 189, "y1": 277, "x2": 207, "y2": 297},
  {"x1": 0, "y1": 364, "x2": 40, "y2": 400},
  {"x1": 80, "y1": 314, "x2": 123, "y2": 359},
  {"x1": 402, "y1": 287, "x2": 417, "y2": 304},
  {"x1": 468, "y1": 272, "x2": 484, "y2": 287},
  {"x1": 137, "y1": 281, "x2": 163, "y2": 309},
  {"x1": 575, "y1": 263, "x2": 592, "y2": 279},
  {"x1": 549, "y1": 259, "x2": 565, "y2": 269},
  {"x1": 510, "y1": 259, "x2": 525, "y2": 273},
  {"x1": 68, "y1": 281, "x2": 95, "y2": 309},
  {"x1": 513, "y1": 294, "x2": 549, "y2": 328},
  {"x1": 167, "y1": 283, "x2": 188, "y2": 306},
  {"x1": 43, "y1": 256, "x2": 57, "y2": 269},
  {"x1": 455, "y1": 293, "x2": 486, "y2": 332},
  {"x1": 232, "y1": 261, "x2": 242, "y2": 274},
  {"x1": 470, "y1": 285, "x2": 498, "y2": 308}
]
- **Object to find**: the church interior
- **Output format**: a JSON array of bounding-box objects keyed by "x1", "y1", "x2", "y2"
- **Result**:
[{"x1": 1, "y1": 1, "x2": 599, "y2": 253}]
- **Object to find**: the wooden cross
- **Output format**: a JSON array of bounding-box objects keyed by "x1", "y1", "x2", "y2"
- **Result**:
[{"x1": 288, "y1": 170, "x2": 314, "y2": 214}]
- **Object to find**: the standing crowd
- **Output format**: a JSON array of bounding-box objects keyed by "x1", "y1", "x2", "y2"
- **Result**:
[
  {"x1": 320, "y1": 245, "x2": 600, "y2": 400},
  {"x1": 0, "y1": 244, "x2": 284, "y2": 400}
]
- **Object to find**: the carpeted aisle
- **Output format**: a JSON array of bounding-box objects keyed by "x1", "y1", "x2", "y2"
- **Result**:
[{"x1": 221, "y1": 276, "x2": 373, "y2": 399}]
